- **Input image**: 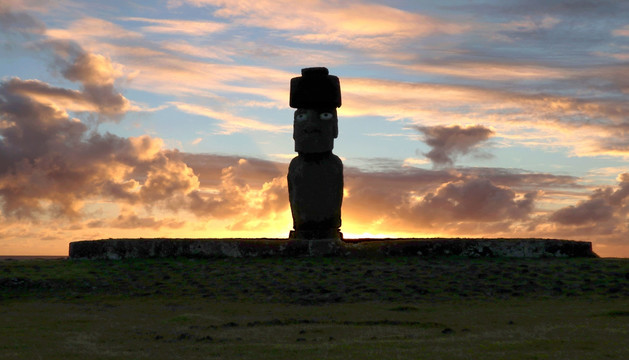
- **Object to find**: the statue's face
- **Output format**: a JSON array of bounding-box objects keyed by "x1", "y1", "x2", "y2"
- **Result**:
[{"x1": 293, "y1": 108, "x2": 338, "y2": 153}]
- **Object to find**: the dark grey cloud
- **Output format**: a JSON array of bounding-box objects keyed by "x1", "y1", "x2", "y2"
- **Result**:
[
  {"x1": 1, "y1": 7, "x2": 129, "y2": 118},
  {"x1": 1, "y1": 75, "x2": 128, "y2": 116},
  {"x1": 178, "y1": 153, "x2": 285, "y2": 188},
  {"x1": 402, "y1": 178, "x2": 536, "y2": 225},
  {"x1": 0, "y1": 7, "x2": 175, "y2": 220},
  {"x1": 457, "y1": 167, "x2": 581, "y2": 190},
  {"x1": 338, "y1": 163, "x2": 577, "y2": 232},
  {"x1": 0, "y1": 8, "x2": 217, "y2": 219},
  {"x1": 0, "y1": 75, "x2": 290, "y2": 225},
  {"x1": 414, "y1": 125, "x2": 494, "y2": 167},
  {"x1": 550, "y1": 198, "x2": 614, "y2": 226},
  {"x1": 460, "y1": 0, "x2": 629, "y2": 18},
  {"x1": 0, "y1": 75, "x2": 288, "y2": 227},
  {"x1": 550, "y1": 173, "x2": 629, "y2": 226},
  {"x1": 0, "y1": 6, "x2": 45, "y2": 34},
  {"x1": 0, "y1": 77, "x2": 197, "y2": 218},
  {"x1": 177, "y1": 154, "x2": 579, "y2": 234}
]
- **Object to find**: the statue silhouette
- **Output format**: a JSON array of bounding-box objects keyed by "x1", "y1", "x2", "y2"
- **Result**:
[{"x1": 288, "y1": 67, "x2": 343, "y2": 240}]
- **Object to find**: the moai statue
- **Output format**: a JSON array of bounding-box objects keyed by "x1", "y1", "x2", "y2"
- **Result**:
[{"x1": 288, "y1": 67, "x2": 343, "y2": 240}]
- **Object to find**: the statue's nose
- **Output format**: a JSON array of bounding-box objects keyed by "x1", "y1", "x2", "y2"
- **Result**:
[
  {"x1": 303, "y1": 126, "x2": 321, "y2": 134},
  {"x1": 303, "y1": 119, "x2": 321, "y2": 133}
]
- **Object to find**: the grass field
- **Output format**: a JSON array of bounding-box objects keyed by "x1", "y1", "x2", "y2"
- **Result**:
[{"x1": 1, "y1": 256, "x2": 628, "y2": 359}]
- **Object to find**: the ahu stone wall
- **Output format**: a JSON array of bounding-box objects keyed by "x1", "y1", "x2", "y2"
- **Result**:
[{"x1": 69, "y1": 238, "x2": 597, "y2": 260}]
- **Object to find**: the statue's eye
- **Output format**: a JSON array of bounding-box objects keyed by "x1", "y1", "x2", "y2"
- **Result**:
[
  {"x1": 319, "y1": 112, "x2": 334, "y2": 120},
  {"x1": 296, "y1": 113, "x2": 308, "y2": 121}
]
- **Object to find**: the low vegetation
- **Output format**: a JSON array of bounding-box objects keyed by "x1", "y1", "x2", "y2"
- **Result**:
[{"x1": 1, "y1": 256, "x2": 628, "y2": 359}]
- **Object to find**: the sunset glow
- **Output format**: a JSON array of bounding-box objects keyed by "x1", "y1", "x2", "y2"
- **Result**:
[{"x1": 2, "y1": 0, "x2": 629, "y2": 257}]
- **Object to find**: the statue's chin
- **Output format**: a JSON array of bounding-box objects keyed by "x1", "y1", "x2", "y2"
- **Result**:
[{"x1": 294, "y1": 139, "x2": 334, "y2": 153}]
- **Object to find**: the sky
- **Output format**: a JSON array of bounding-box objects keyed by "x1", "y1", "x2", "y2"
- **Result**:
[{"x1": 1, "y1": 0, "x2": 629, "y2": 257}]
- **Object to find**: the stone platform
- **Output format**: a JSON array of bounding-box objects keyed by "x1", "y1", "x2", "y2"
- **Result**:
[{"x1": 68, "y1": 238, "x2": 597, "y2": 260}]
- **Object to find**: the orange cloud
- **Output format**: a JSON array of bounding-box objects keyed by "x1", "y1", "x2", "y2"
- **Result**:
[
  {"x1": 90, "y1": 212, "x2": 186, "y2": 230},
  {"x1": 173, "y1": 0, "x2": 468, "y2": 51},
  {"x1": 62, "y1": 52, "x2": 122, "y2": 85}
]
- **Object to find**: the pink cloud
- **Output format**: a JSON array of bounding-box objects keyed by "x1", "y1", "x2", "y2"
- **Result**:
[
  {"x1": 172, "y1": 0, "x2": 468, "y2": 51},
  {"x1": 120, "y1": 17, "x2": 227, "y2": 35}
]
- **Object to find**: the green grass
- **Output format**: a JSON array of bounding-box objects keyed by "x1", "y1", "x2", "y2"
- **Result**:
[{"x1": 1, "y1": 256, "x2": 628, "y2": 359}]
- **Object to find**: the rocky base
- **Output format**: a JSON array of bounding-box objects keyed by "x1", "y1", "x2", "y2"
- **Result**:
[
  {"x1": 289, "y1": 229, "x2": 343, "y2": 240},
  {"x1": 69, "y1": 238, "x2": 597, "y2": 260}
]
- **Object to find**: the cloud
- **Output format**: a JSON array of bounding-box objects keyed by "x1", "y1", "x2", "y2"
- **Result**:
[
  {"x1": 550, "y1": 173, "x2": 629, "y2": 226},
  {"x1": 3, "y1": 1, "x2": 629, "y2": 257},
  {"x1": 1, "y1": 3, "x2": 293, "y2": 229},
  {"x1": 339, "y1": 76, "x2": 629, "y2": 158},
  {"x1": 1, "y1": 8, "x2": 131, "y2": 118},
  {"x1": 550, "y1": 198, "x2": 614, "y2": 226},
  {"x1": 175, "y1": 154, "x2": 552, "y2": 236},
  {"x1": 62, "y1": 52, "x2": 121, "y2": 85},
  {"x1": 500, "y1": 15, "x2": 561, "y2": 33},
  {"x1": 0, "y1": 77, "x2": 289, "y2": 228},
  {"x1": 178, "y1": 153, "x2": 285, "y2": 188},
  {"x1": 339, "y1": 163, "x2": 578, "y2": 236},
  {"x1": 414, "y1": 125, "x2": 495, "y2": 167},
  {"x1": 398, "y1": 60, "x2": 572, "y2": 81},
  {"x1": 0, "y1": 4, "x2": 45, "y2": 34},
  {"x1": 171, "y1": 0, "x2": 468, "y2": 51},
  {"x1": 1, "y1": 74, "x2": 129, "y2": 119},
  {"x1": 160, "y1": 40, "x2": 236, "y2": 62},
  {"x1": 63, "y1": 53, "x2": 130, "y2": 116},
  {"x1": 399, "y1": 178, "x2": 537, "y2": 227},
  {"x1": 120, "y1": 17, "x2": 227, "y2": 35},
  {"x1": 0, "y1": 77, "x2": 199, "y2": 217},
  {"x1": 21, "y1": 0, "x2": 629, "y2": 160},
  {"x1": 79, "y1": 41, "x2": 291, "y2": 106},
  {"x1": 45, "y1": 1, "x2": 628, "y2": 160},
  {"x1": 108, "y1": 213, "x2": 186, "y2": 229},
  {"x1": 613, "y1": 24, "x2": 629, "y2": 37},
  {"x1": 45, "y1": 17, "x2": 142, "y2": 41},
  {"x1": 0, "y1": 11, "x2": 194, "y2": 219},
  {"x1": 177, "y1": 154, "x2": 569, "y2": 236},
  {"x1": 170, "y1": 101, "x2": 290, "y2": 134},
  {"x1": 182, "y1": 157, "x2": 289, "y2": 230}
]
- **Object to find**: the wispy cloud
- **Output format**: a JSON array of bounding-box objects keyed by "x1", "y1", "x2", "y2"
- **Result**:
[
  {"x1": 120, "y1": 17, "x2": 227, "y2": 35},
  {"x1": 612, "y1": 24, "x2": 629, "y2": 37},
  {"x1": 396, "y1": 60, "x2": 572, "y2": 80},
  {"x1": 171, "y1": 0, "x2": 468, "y2": 51},
  {"x1": 160, "y1": 40, "x2": 235, "y2": 62},
  {"x1": 46, "y1": 17, "x2": 142, "y2": 40},
  {"x1": 170, "y1": 101, "x2": 290, "y2": 134}
]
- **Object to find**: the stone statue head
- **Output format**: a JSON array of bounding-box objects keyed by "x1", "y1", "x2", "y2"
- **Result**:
[{"x1": 290, "y1": 67, "x2": 341, "y2": 153}]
